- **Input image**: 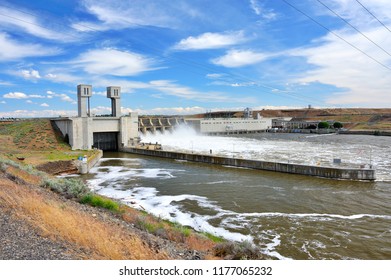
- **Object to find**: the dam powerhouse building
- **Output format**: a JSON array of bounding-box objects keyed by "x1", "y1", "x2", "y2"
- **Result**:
[{"x1": 186, "y1": 108, "x2": 272, "y2": 135}]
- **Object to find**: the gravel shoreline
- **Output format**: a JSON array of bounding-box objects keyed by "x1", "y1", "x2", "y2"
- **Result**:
[{"x1": 0, "y1": 208, "x2": 88, "y2": 260}]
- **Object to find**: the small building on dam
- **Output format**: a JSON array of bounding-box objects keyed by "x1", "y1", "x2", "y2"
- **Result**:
[{"x1": 53, "y1": 84, "x2": 139, "y2": 151}]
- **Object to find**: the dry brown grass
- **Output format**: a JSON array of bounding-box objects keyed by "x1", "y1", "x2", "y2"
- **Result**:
[
  {"x1": 0, "y1": 176, "x2": 169, "y2": 260},
  {"x1": 5, "y1": 166, "x2": 42, "y2": 185},
  {"x1": 184, "y1": 234, "x2": 217, "y2": 251}
]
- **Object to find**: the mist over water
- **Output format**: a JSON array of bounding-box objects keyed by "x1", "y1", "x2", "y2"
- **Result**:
[{"x1": 83, "y1": 128, "x2": 391, "y2": 259}]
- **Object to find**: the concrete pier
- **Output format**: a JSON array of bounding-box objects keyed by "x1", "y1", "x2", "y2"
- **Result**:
[
  {"x1": 76, "y1": 149, "x2": 103, "y2": 174},
  {"x1": 121, "y1": 147, "x2": 376, "y2": 181}
]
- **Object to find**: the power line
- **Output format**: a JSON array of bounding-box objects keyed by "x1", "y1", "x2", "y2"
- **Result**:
[
  {"x1": 281, "y1": 0, "x2": 391, "y2": 72},
  {"x1": 354, "y1": 0, "x2": 391, "y2": 34},
  {"x1": 316, "y1": 0, "x2": 391, "y2": 58},
  {"x1": 0, "y1": 10, "x2": 81, "y2": 41}
]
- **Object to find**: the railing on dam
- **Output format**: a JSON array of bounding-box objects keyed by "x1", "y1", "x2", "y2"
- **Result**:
[{"x1": 120, "y1": 147, "x2": 376, "y2": 181}]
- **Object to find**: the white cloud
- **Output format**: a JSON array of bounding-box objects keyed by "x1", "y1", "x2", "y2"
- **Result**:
[
  {"x1": 211, "y1": 49, "x2": 272, "y2": 67},
  {"x1": 0, "y1": 109, "x2": 77, "y2": 118},
  {"x1": 206, "y1": 73, "x2": 225, "y2": 79},
  {"x1": 74, "y1": 0, "x2": 198, "y2": 31},
  {"x1": 91, "y1": 106, "x2": 112, "y2": 115},
  {"x1": 0, "y1": 6, "x2": 76, "y2": 41},
  {"x1": 174, "y1": 31, "x2": 248, "y2": 50},
  {"x1": 29, "y1": 94, "x2": 45, "y2": 98},
  {"x1": 40, "y1": 103, "x2": 49, "y2": 107},
  {"x1": 3, "y1": 92, "x2": 28, "y2": 99},
  {"x1": 0, "y1": 81, "x2": 13, "y2": 86},
  {"x1": 59, "y1": 94, "x2": 76, "y2": 103},
  {"x1": 147, "y1": 79, "x2": 256, "y2": 103},
  {"x1": 74, "y1": 48, "x2": 156, "y2": 76},
  {"x1": 21, "y1": 69, "x2": 41, "y2": 79},
  {"x1": 26, "y1": 100, "x2": 33, "y2": 104},
  {"x1": 93, "y1": 91, "x2": 107, "y2": 96},
  {"x1": 249, "y1": 0, "x2": 277, "y2": 20},
  {"x1": 290, "y1": 25, "x2": 391, "y2": 106},
  {"x1": 122, "y1": 106, "x2": 206, "y2": 116},
  {"x1": 44, "y1": 90, "x2": 76, "y2": 103},
  {"x1": 45, "y1": 73, "x2": 57, "y2": 79},
  {"x1": 3, "y1": 92, "x2": 45, "y2": 99},
  {"x1": 0, "y1": 101, "x2": 6, "y2": 104},
  {"x1": 230, "y1": 82, "x2": 256, "y2": 87},
  {"x1": 0, "y1": 32, "x2": 59, "y2": 61},
  {"x1": 44, "y1": 72, "x2": 82, "y2": 84},
  {"x1": 315, "y1": 0, "x2": 391, "y2": 31}
]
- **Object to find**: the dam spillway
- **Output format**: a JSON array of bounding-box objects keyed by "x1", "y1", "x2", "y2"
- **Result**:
[{"x1": 120, "y1": 147, "x2": 376, "y2": 181}]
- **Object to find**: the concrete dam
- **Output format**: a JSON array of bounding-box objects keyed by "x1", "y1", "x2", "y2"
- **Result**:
[
  {"x1": 52, "y1": 84, "x2": 376, "y2": 181},
  {"x1": 121, "y1": 147, "x2": 376, "y2": 181}
]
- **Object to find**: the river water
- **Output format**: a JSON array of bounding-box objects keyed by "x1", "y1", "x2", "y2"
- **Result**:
[{"x1": 82, "y1": 128, "x2": 391, "y2": 259}]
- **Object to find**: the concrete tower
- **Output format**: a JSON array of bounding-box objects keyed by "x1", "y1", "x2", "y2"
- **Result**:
[
  {"x1": 107, "y1": 86, "x2": 121, "y2": 117},
  {"x1": 77, "y1": 84, "x2": 92, "y2": 117}
]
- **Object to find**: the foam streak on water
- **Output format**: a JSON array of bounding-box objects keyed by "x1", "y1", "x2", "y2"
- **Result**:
[{"x1": 88, "y1": 160, "x2": 251, "y2": 243}]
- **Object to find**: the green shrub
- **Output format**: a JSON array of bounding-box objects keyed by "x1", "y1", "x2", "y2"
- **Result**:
[
  {"x1": 333, "y1": 122, "x2": 343, "y2": 129},
  {"x1": 135, "y1": 216, "x2": 158, "y2": 233},
  {"x1": 202, "y1": 232, "x2": 225, "y2": 243},
  {"x1": 79, "y1": 193, "x2": 120, "y2": 212},
  {"x1": 318, "y1": 121, "x2": 330, "y2": 129},
  {"x1": 41, "y1": 177, "x2": 89, "y2": 199},
  {"x1": 173, "y1": 224, "x2": 192, "y2": 237}
]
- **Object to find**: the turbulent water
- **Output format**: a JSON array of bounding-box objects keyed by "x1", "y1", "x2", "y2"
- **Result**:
[{"x1": 82, "y1": 127, "x2": 391, "y2": 259}]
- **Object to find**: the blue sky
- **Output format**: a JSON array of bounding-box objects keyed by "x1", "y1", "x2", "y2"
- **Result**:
[{"x1": 1, "y1": 0, "x2": 391, "y2": 117}]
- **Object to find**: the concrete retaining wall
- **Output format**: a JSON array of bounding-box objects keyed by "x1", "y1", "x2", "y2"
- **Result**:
[
  {"x1": 339, "y1": 130, "x2": 391, "y2": 136},
  {"x1": 77, "y1": 149, "x2": 103, "y2": 174},
  {"x1": 121, "y1": 148, "x2": 375, "y2": 181}
]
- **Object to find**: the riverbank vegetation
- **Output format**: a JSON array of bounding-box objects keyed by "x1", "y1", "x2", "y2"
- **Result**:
[{"x1": 0, "y1": 156, "x2": 264, "y2": 260}]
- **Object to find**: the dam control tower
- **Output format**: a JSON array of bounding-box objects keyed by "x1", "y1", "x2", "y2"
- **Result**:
[
  {"x1": 77, "y1": 84, "x2": 92, "y2": 117},
  {"x1": 107, "y1": 86, "x2": 121, "y2": 117}
]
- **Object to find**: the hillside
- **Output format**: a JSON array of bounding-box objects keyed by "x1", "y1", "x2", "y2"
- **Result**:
[
  {"x1": 257, "y1": 108, "x2": 391, "y2": 131},
  {"x1": 0, "y1": 119, "x2": 95, "y2": 168}
]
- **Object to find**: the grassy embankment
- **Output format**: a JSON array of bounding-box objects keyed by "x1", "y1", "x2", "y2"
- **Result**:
[
  {"x1": 0, "y1": 118, "x2": 96, "y2": 166},
  {"x1": 0, "y1": 119, "x2": 263, "y2": 260}
]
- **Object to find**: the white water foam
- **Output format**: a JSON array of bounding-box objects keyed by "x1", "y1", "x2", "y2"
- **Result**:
[
  {"x1": 88, "y1": 158, "x2": 252, "y2": 243},
  {"x1": 86, "y1": 157, "x2": 391, "y2": 260},
  {"x1": 237, "y1": 212, "x2": 391, "y2": 220},
  {"x1": 141, "y1": 125, "x2": 391, "y2": 181},
  {"x1": 88, "y1": 160, "x2": 296, "y2": 259}
]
